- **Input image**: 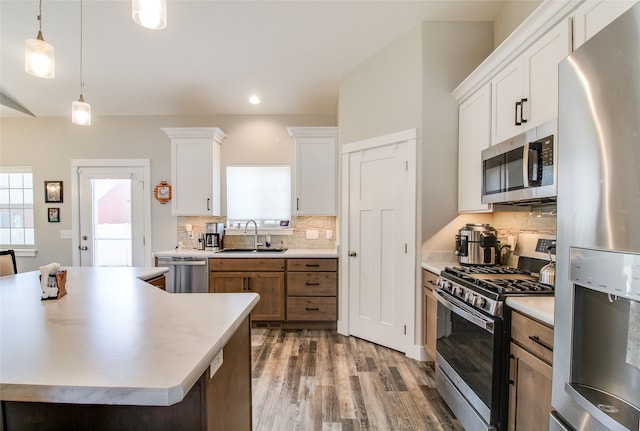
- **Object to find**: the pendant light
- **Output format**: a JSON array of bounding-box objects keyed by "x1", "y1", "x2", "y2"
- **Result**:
[
  {"x1": 72, "y1": 0, "x2": 91, "y2": 126},
  {"x1": 25, "y1": 0, "x2": 55, "y2": 79},
  {"x1": 132, "y1": 0, "x2": 167, "y2": 30}
]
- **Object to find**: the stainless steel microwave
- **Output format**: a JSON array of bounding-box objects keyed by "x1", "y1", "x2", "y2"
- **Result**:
[{"x1": 481, "y1": 120, "x2": 557, "y2": 204}]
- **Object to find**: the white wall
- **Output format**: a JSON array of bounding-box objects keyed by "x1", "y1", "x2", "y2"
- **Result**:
[
  {"x1": 493, "y1": 0, "x2": 543, "y2": 47},
  {"x1": 338, "y1": 25, "x2": 423, "y2": 145},
  {"x1": 338, "y1": 21, "x2": 493, "y2": 355},
  {"x1": 0, "y1": 114, "x2": 334, "y2": 272}
]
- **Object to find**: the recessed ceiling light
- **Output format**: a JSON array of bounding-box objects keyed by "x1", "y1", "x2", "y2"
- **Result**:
[{"x1": 249, "y1": 95, "x2": 260, "y2": 105}]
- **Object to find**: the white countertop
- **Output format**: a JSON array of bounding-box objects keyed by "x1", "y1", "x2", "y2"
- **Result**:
[
  {"x1": 153, "y1": 248, "x2": 339, "y2": 258},
  {"x1": 133, "y1": 266, "x2": 169, "y2": 280},
  {"x1": 506, "y1": 296, "x2": 555, "y2": 327},
  {"x1": 0, "y1": 267, "x2": 259, "y2": 406}
]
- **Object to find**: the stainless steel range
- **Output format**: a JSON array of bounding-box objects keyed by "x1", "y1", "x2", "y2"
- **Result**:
[{"x1": 434, "y1": 233, "x2": 555, "y2": 431}]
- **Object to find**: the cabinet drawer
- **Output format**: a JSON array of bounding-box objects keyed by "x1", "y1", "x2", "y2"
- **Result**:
[
  {"x1": 287, "y1": 297, "x2": 337, "y2": 321},
  {"x1": 209, "y1": 258, "x2": 285, "y2": 271},
  {"x1": 511, "y1": 311, "x2": 554, "y2": 364},
  {"x1": 287, "y1": 272, "x2": 337, "y2": 296},
  {"x1": 422, "y1": 269, "x2": 439, "y2": 291},
  {"x1": 287, "y1": 258, "x2": 337, "y2": 272}
]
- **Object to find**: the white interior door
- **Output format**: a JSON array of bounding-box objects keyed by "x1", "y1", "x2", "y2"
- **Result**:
[
  {"x1": 72, "y1": 162, "x2": 150, "y2": 267},
  {"x1": 345, "y1": 132, "x2": 416, "y2": 353}
]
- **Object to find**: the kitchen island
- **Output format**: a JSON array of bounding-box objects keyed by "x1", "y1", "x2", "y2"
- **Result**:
[{"x1": 0, "y1": 267, "x2": 258, "y2": 430}]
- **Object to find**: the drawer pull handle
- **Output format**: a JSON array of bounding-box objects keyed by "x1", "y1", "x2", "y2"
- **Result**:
[
  {"x1": 305, "y1": 306, "x2": 320, "y2": 311},
  {"x1": 305, "y1": 264, "x2": 320, "y2": 267},
  {"x1": 305, "y1": 282, "x2": 320, "y2": 286},
  {"x1": 529, "y1": 335, "x2": 553, "y2": 352},
  {"x1": 508, "y1": 353, "x2": 516, "y2": 385}
]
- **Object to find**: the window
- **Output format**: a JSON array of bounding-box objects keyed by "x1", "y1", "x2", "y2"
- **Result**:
[
  {"x1": 226, "y1": 165, "x2": 291, "y2": 228},
  {"x1": 0, "y1": 167, "x2": 35, "y2": 246}
]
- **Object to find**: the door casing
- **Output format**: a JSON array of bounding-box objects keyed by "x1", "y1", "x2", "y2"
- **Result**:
[
  {"x1": 339, "y1": 129, "x2": 417, "y2": 357},
  {"x1": 70, "y1": 159, "x2": 152, "y2": 267}
]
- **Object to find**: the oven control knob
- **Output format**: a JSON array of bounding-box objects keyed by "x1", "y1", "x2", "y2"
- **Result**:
[
  {"x1": 473, "y1": 297, "x2": 486, "y2": 308},
  {"x1": 451, "y1": 285, "x2": 462, "y2": 296}
]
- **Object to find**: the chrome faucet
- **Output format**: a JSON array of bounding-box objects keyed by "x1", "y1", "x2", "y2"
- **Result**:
[{"x1": 244, "y1": 220, "x2": 262, "y2": 250}]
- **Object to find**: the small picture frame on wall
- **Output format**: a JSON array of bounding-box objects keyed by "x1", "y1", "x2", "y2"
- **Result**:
[
  {"x1": 45, "y1": 181, "x2": 63, "y2": 203},
  {"x1": 48, "y1": 208, "x2": 60, "y2": 223}
]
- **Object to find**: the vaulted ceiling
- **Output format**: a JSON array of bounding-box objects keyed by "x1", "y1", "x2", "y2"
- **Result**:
[{"x1": 1, "y1": 0, "x2": 509, "y2": 118}]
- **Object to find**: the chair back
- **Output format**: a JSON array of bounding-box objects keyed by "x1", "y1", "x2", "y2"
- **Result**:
[{"x1": 0, "y1": 250, "x2": 17, "y2": 276}]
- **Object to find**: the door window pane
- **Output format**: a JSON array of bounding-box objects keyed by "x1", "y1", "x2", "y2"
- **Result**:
[{"x1": 92, "y1": 179, "x2": 132, "y2": 267}]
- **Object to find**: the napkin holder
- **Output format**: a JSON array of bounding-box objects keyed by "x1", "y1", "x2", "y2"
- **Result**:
[{"x1": 40, "y1": 270, "x2": 67, "y2": 300}]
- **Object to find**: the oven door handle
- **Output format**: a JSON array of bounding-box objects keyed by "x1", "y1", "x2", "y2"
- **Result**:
[{"x1": 434, "y1": 290, "x2": 495, "y2": 334}]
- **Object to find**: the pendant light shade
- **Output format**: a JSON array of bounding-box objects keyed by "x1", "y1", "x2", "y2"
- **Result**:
[
  {"x1": 132, "y1": 0, "x2": 167, "y2": 29},
  {"x1": 25, "y1": 1, "x2": 55, "y2": 79},
  {"x1": 72, "y1": 95, "x2": 91, "y2": 126}
]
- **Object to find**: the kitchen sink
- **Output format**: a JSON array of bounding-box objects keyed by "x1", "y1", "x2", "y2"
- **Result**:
[{"x1": 216, "y1": 248, "x2": 287, "y2": 254}]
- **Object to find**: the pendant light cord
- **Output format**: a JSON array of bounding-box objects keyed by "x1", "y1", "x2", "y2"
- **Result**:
[
  {"x1": 79, "y1": 0, "x2": 84, "y2": 95},
  {"x1": 37, "y1": 0, "x2": 42, "y2": 31}
]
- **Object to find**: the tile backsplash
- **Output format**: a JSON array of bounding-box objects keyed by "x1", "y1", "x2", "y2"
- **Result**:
[
  {"x1": 177, "y1": 215, "x2": 337, "y2": 250},
  {"x1": 421, "y1": 204, "x2": 557, "y2": 266}
]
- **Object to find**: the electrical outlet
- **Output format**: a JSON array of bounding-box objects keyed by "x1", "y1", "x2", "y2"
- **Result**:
[
  {"x1": 326, "y1": 230, "x2": 333, "y2": 240},
  {"x1": 187, "y1": 231, "x2": 194, "y2": 240},
  {"x1": 209, "y1": 349, "x2": 223, "y2": 378},
  {"x1": 306, "y1": 230, "x2": 319, "y2": 240}
]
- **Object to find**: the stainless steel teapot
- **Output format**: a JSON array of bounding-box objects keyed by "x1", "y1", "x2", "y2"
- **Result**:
[{"x1": 539, "y1": 247, "x2": 556, "y2": 286}]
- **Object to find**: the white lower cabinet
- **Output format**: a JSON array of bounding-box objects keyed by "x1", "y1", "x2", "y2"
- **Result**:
[{"x1": 458, "y1": 83, "x2": 491, "y2": 213}]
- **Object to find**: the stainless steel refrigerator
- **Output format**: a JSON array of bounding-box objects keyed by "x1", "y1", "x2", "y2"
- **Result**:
[{"x1": 552, "y1": 4, "x2": 640, "y2": 431}]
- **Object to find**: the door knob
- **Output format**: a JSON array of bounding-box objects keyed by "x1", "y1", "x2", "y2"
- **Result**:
[
  {"x1": 349, "y1": 251, "x2": 357, "y2": 257},
  {"x1": 79, "y1": 246, "x2": 88, "y2": 251}
]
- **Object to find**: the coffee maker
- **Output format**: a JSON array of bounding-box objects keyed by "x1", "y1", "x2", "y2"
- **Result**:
[{"x1": 205, "y1": 223, "x2": 224, "y2": 250}]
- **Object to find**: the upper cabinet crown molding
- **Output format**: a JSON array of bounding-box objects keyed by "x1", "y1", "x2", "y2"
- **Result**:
[
  {"x1": 161, "y1": 127, "x2": 226, "y2": 143},
  {"x1": 453, "y1": 0, "x2": 582, "y2": 103},
  {"x1": 163, "y1": 127, "x2": 226, "y2": 216},
  {"x1": 287, "y1": 127, "x2": 338, "y2": 139}
]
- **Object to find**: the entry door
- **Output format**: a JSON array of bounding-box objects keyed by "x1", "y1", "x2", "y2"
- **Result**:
[
  {"x1": 76, "y1": 166, "x2": 147, "y2": 267},
  {"x1": 345, "y1": 131, "x2": 416, "y2": 353}
]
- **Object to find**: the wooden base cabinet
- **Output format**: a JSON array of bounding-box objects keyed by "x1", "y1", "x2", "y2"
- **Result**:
[
  {"x1": 286, "y1": 258, "x2": 338, "y2": 325},
  {"x1": 422, "y1": 269, "x2": 438, "y2": 361},
  {"x1": 209, "y1": 259, "x2": 285, "y2": 322},
  {"x1": 507, "y1": 311, "x2": 554, "y2": 431}
]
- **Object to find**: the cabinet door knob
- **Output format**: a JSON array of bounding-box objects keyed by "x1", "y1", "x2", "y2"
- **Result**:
[{"x1": 349, "y1": 251, "x2": 357, "y2": 257}]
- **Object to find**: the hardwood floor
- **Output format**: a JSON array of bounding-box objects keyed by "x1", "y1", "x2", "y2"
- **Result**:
[{"x1": 251, "y1": 329, "x2": 463, "y2": 431}]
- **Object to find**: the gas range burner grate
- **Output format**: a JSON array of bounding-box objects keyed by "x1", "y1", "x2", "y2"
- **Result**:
[
  {"x1": 482, "y1": 279, "x2": 554, "y2": 295},
  {"x1": 447, "y1": 265, "x2": 529, "y2": 276}
]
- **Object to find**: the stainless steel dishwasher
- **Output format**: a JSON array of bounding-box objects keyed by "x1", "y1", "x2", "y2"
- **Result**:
[{"x1": 155, "y1": 256, "x2": 209, "y2": 293}]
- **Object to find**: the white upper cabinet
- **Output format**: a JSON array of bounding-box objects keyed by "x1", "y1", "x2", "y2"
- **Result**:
[
  {"x1": 491, "y1": 19, "x2": 571, "y2": 144},
  {"x1": 458, "y1": 83, "x2": 492, "y2": 213},
  {"x1": 162, "y1": 127, "x2": 226, "y2": 216},
  {"x1": 572, "y1": 0, "x2": 639, "y2": 49},
  {"x1": 288, "y1": 127, "x2": 338, "y2": 216}
]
